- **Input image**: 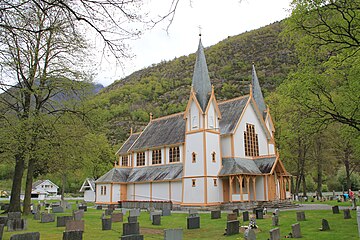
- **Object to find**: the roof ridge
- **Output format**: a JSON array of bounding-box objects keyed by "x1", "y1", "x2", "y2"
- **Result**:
[
  {"x1": 218, "y1": 95, "x2": 249, "y2": 104},
  {"x1": 151, "y1": 112, "x2": 184, "y2": 121}
]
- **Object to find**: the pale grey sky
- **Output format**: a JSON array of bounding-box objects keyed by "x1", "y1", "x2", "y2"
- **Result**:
[{"x1": 94, "y1": 0, "x2": 291, "y2": 86}]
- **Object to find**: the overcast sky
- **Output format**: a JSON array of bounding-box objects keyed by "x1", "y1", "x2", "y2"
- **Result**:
[{"x1": 94, "y1": 0, "x2": 292, "y2": 87}]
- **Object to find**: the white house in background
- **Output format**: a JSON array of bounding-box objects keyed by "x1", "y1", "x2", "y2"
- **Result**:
[
  {"x1": 95, "y1": 38, "x2": 291, "y2": 207},
  {"x1": 79, "y1": 178, "x2": 96, "y2": 202},
  {"x1": 32, "y1": 179, "x2": 59, "y2": 196}
]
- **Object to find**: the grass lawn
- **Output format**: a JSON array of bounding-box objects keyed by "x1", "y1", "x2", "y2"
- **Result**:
[{"x1": 1, "y1": 205, "x2": 358, "y2": 239}]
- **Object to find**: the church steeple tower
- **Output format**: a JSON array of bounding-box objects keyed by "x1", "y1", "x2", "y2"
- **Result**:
[
  {"x1": 251, "y1": 64, "x2": 266, "y2": 117},
  {"x1": 192, "y1": 37, "x2": 212, "y2": 112}
]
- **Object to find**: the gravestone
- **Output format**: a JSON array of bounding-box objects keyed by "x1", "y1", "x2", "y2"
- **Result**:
[
  {"x1": 123, "y1": 222, "x2": 140, "y2": 235},
  {"x1": 33, "y1": 212, "x2": 40, "y2": 220},
  {"x1": 274, "y1": 208, "x2": 280, "y2": 216},
  {"x1": 227, "y1": 213, "x2": 237, "y2": 221},
  {"x1": 357, "y1": 207, "x2": 360, "y2": 238},
  {"x1": 63, "y1": 230, "x2": 83, "y2": 240},
  {"x1": 152, "y1": 214, "x2": 161, "y2": 225},
  {"x1": 122, "y1": 209, "x2": 128, "y2": 216},
  {"x1": 332, "y1": 205, "x2": 339, "y2": 214},
  {"x1": 78, "y1": 205, "x2": 87, "y2": 212},
  {"x1": 108, "y1": 205, "x2": 115, "y2": 210},
  {"x1": 57, "y1": 216, "x2": 74, "y2": 227},
  {"x1": 7, "y1": 219, "x2": 27, "y2": 231},
  {"x1": 102, "y1": 218, "x2": 112, "y2": 230},
  {"x1": 269, "y1": 227, "x2": 280, "y2": 240},
  {"x1": 96, "y1": 205, "x2": 103, "y2": 210},
  {"x1": 292, "y1": 223, "x2": 301, "y2": 238},
  {"x1": 233, "y1": 209, "x2": 239, "y2": 217},
  {"x1": 9, "y1": 232, "x2": 40, "y2": 240},
  {"x1": 128, "y1": 216, "x2": 137, "y2": 223},
  {"x1": 187, "y1": 216, "x2": 200, "y2": 229},
  {"x1": 272, "y1": 215, "x2": 279, "y2": 226},
  {"x1": 243, "y1": 211, "x2": 249, "y2": 222},
  {"x1": 296, "y1": 211, "x2": 306, "y2": 221},
  {"x1": 188, "y1": 209, "x2": 198, "y2": 217},
  {"x1": 244, "y1": 228, "x2": 256, "y2": 240},
  {"x1": 111, "y1": 212, "x2": 123, "y2": 222},
  {"x1": 52, "y1": 206, "x2": 64, "y2": 213},
  {"x1": 150, "y1": 211, "x2": 162, "y2": 221},
  {"x1": 129, "y1": 209, "x2": 140, "y2": 217},
  {"x1": 105, "y1": 209, "x2": 113, "y2": 216},
  {"x1": 211, "y1": 210, "x2": 221, "y2": 219},
  {"x1": 65, "y1": 220, "x2": 85, "y2": 232},
  {"x1": 73, "y1": 210, "x2": 84, "y2": 221},
  {"x1": 0, "y1": 217, "x2": 8, "y2": 225},
  {"x1": 320, "y1": 219, "x2": 330, "y2": 231},
  {"x1": 41, "y1": 213, "x2": 55, "y2": 223},
  {"x1": 121, "y1": 235, "x2": 144, "y2": 240},
  {"x1": 147, "y1": 207, "x2": 155, "y2": 212},
  {"x1": 162, "y1": 208, "x2": 171, "y2": 216},
  {"x1": 0, "y1": 224, "x2": 4, "y2": 240},
  {"x1": 164, "y1": 229, "x2": 183, "y2": 240},
  {"x1": 344, "y1": 209, "x2": 351, "y2": 219},
  {"x1": 8, "y1": 212, "x2": 21, "y2": 220},
  {"x1": 255, "y1": 209, "x2": 263, "y2": 219},
  {"x1": 226, "y1": 220, "x2": 239, "y2": 236}
]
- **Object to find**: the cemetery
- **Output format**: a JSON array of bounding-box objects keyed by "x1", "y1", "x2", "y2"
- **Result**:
[{"x1": 0, "y1": 200, "x2": 358, "y2": 239}]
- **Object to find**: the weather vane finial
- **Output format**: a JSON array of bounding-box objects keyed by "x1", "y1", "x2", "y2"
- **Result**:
[{"x1": 198, "y1": 25, "x2": 202, "y2": 37}]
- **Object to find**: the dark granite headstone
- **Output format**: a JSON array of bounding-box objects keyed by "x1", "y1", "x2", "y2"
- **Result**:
[
  {"x1": 105, "y1": 209, "x2": 113, "y2": 216},
  {"x1": 164, "y1": 229, "x2": 183, "y2": 240},
  {"x1": 8, "y1": 212, "x2": 21, "y2": 220},
  {"x1": 41, "y1": 213, "x2": 55, "y2": 223},
  {"x1": 96, "y1": 205, "x2": 103, "y2": 210},
  {"x1": 320, "y1": 219, "x2": 330, "y2": 231},
  {"x1": 102, "y1": 218, "x2": 112, "y2": 230},
  {"x1": 123, "y1": 222, "x2": 140, "y2": 235},
  {"x1": 65, "y1": 220, "x2": 85, "y2": 232},
  {"x1": 296, "y1": 211, "x2": 306, "y2": 221},
  {"x1": 243, "y1": 211, "x2": 249, "y2": 222},
  {"x1": 9, "y1": 232, "x2": 40, "y2": 240},
  {"x1": 73, "y1": 210, "x2": 84, "y2": 221},
  {"x1": 292, "y1": 223, "x2": 301, "y2": 238},
  {"x1": 108, "y1": 205, "x2": 115, "y2": 210},
  {"x1": 332, "y1": 205, "x2": 339, "y2": 214},
  {"x1": 62, "y1": 230, "x2": 83, "y2": 240},
  {"x1": 211, "y1": 210, "x2": 221, "y2": 219},
  {"x1": 255, "y1": 209, "x2": 263, "y2": 219},
  {"x1": 344, "y1": 209, "x2": 351, "y2": 219},
  {"x1": 111, "y1": 212, "x2": 123, "y2": 222},
  {"x1": 57, "y1": 216, "x2": 74, "y2": 227},
  {"x1": 78, "y1": 205, "x2": 87, "y2": 212},
  {"x1": 227, "y1": 213, "x2": 237, "y2": 221},
  {"x1": 33, "y1": 212, "x2": 40, "y2": 221},
  {"x1": 7, "y1": 219, "x2": 27, "y2": 231},
  {"x1": 0, "y1": 224, "x2": 4, "y2": 240},
  {"x1": 152, "y1": 214, "x2": 161, "y2": 225},
  {"x1": 150, "y1": 211, "x2": 162, "y2": 221},
  {"x1": 162, "y1": 209, "x2": 171, "y2": 216},
  {"x1": 272, "y1": 215, "x2": 279, "y2": 226},
  {"x1": 128, "y1": 216, "x2": 137, "y2": 223},
  {"x1": 226, "y1": 220, "x2": 239, "y2": 236},
  {"x1": 233, "y1": 209, "x2": 239, "y2": 217},
  {"x1": 269, "y1": 227, "x2": 280, "y2": 240},
  {"x1": 0, "y1": 217, "x2": 7, "y2": 226},
  {"x1": 244, "y1": 228, "x2": 256, "y2": 240},
  {"x1": 53, "y1": 206, "x2": 64, "y2": 213},
  {"x1": 120, "y1": 235, "x2": 144, "y2": 240},
  {"x1": 187, "y1": 216, "x2": 200, "y2": 229}
]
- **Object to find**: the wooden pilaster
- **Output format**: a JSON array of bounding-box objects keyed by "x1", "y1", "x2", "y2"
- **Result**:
[
  {"x1": 245, "y1": 176, "x2": 250, "y2": 202},
  {"x1": 229, "y1": 176, "x2": 233, "y2": 203},
  {"x1": 252, "y1": 176, "x2": 256, "y2": 201},
  {"x1": 237, "y1": 176, "x2": 243, "y2": 202}
]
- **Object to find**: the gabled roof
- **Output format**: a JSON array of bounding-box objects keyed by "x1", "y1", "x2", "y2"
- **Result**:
[
  {"x1": 251, "y1": 65, "x2": 266, "y2": 118},
  {"x1": 116, "y1": 132, "x2": 140, "y2": 155},
  {"x1": 130, "y1": 113, "x2": 185, "y2": 151},
  {"x1": 219, "y1": 156, "x2": 276, "y2": 176},
  {"x1": 95, "y1": 164, "x2": 183, "y2": 183},
  {"x1": 218, "y1": 96, "x2": 249, "y2": 135},
  {"x1": 79, "y1": 178, "x2": 95, "y2": 192},
  {"x1": 32, "y1": 179, "x2": 59, "y2": 189},
  {"x1": 192, "y1": 38, "x2": 212, "y2": 112}
]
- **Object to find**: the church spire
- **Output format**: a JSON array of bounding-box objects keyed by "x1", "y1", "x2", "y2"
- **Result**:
[
  {"x1": 251, "y1": 64, "x2": 266, "y2": 117},
  {"x1": 192, "y1": 36, "x2": 212, "y2": 112}
]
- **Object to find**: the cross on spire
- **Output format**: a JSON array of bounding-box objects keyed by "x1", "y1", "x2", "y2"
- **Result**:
[{"x1": 198, "y1": 25, "x2": 202, "y2": 37}]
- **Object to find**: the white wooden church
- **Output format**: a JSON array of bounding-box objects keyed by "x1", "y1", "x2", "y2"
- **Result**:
[{"x1": 95, "y1": 38, "x2": 291, "y2": 206}]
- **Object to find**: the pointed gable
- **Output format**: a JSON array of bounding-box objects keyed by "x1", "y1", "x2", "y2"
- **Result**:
[
  {"x1": 116, "y1": 132, "x2": 141, "y2": 155},
  {"x1": 192, "y1": 37, "x2": 212, "y2": 112},
  {"x1": 252, "y1": 64, "x2": 266, "y2": 118}
]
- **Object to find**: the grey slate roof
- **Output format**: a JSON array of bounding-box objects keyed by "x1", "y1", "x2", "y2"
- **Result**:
[
  {"x1": 117, "y1": 133, "x2": 140, "y2": 154},
  {"x1": 218, "y1": 96, "x2": 249, "y2": 135},
  {"x1": 95, "y1": 164, "x2": 183, "y2": 183},
  {"x1": 192, "y1": 38, "x2": 212, "y2": 112},
  {"x1": 130, "y1": 113, "x2": 185, "y2": 151},
  {"x1": 252, "y1": 65, "x2": 266, "y2": 118},
  {"x1": 219, "y1": 156, "x2": 276, "y2": 176}
]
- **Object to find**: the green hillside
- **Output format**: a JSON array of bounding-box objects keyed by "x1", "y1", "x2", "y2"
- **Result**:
[{"x1": 93, "y1": 21, "x2": 298, "y2": 146}]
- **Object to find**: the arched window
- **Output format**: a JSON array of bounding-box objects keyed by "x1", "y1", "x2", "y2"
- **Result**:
[
  {"x1": 244, "y1": 123, "x2": 259, "y2": 156},
  {"x1": 211, "y1": 152, "x2": 216, "y2": 162},
  {"x1": 192, "y1": 152, "x2": 196, "y2": 163}
]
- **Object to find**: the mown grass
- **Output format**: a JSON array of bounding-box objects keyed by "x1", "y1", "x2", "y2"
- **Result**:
[
  {"x1": 1, "y1": 205, "x2": 358, "y2": 239},
  {"x1": 294, "y1": 199, "x2": 356, "y2": 207}
]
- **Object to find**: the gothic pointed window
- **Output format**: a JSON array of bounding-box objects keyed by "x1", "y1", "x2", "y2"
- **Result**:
[
  {"x1": 192, "y1": 115, "x2": 198, "y2": 129},
  {"x1": 244, "y1": 123, "x2": 259, "y2": 157}
]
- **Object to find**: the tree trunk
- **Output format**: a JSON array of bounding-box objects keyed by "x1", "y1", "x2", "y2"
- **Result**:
[
  {"x1": 8, "y1": 153, "x2": 26, "y2": 213},
  {"x1": 344, "y1": 145, "x2": 352, "y2": 191},
  {"x1": 315, "y1": 137, "x2": 323, "y2": 200},
  {"x1": 23, "y1": 158, "x2": 35, "y2": 215},
  {"x1": 61, "y1": 174, "x2": 66, "y2": 201}
]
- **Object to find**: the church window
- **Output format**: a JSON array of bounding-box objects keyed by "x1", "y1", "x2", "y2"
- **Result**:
[
  {"x1": 192, "y1": 116, "x2": 198, "y2": 128},
  {"x1": 213, "y1": 179, "x2": 217, "y2": 186},
  {"x1": 209, "y1": 116, "x2": 214, "y2": 129},
  {"x1": 121, "y1": 155, "x2": 129, "y2": 166},
  {"x1": 244, "y1": 124, "x2": 259, "y2": 157},
  {"x1": 152, "y1": 149, "x2": 162, "y2": 165},
  {"x1": 137, "y1": 152, "x2": 145, "y2": 166},
  {"x1": 192, "y1": 179, "x2": 196, "y2": 187},
  {"x1": 192, "y1": 152, "x2": 196, "y2": 163},
  {"x1": 169, "y1": 146, "x2": 180, "y2": 162},
  {"x1": 212, "y1": 152, "x2": 216, "y2": 162},
  {"x1": 100, "y1": 186, "x2": 107, "y2": 195}
]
